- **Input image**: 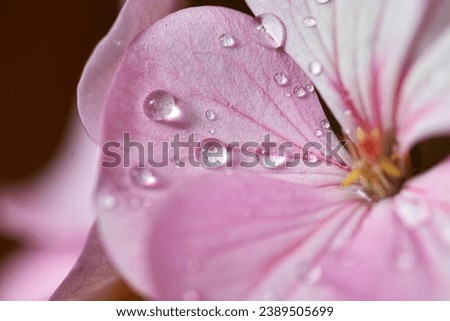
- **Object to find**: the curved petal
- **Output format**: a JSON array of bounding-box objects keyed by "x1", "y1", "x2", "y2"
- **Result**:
[
  {"x1": 0, "y1": 113, "x2": 97, "y2": 250},
  {"x1": 0, "y1": 249, "x2": 80, "y2": 300},
  {"x1": 146, "y1": 171, "x2": 366, "y2": 300},
  {"x1": 245, "y1": 0, "x2": 429, "y2": 138},
  {"x1": 397, "y1": 26, "x2": 450, "y2": 153},
  {"x1": 94, "y1": 6, "x2": 350, "y2": 298},
  {"x1": 321, "y1": 156, "x2": 450, "y2": 299},
  {"x1": 51, "y1": 225, "x2": 140, "y2": 301},
  {"x1": 78, "y1": 0, "x2": 187, "y2": 141}
]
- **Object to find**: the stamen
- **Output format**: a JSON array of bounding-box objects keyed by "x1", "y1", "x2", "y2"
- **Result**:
[{"x1": 342, "y1": 127, "x2": 407, "y2": 201}]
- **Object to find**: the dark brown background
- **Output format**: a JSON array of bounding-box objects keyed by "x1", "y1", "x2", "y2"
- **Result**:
[{"x1": 0, "y1": 0, "x2": 250, "y2": 183}]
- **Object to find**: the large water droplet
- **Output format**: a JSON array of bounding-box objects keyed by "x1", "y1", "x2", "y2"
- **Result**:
[
  {"x1": 320, "y1": 119, "x2": 330, "y2": 129},
  {"x1": 130, "y1": 167, "x2": 159, "y2": 188},
  {"x1": 274, "y1": 72, "x2": 288, "y2": 86},
  {"x1": 208, "y1": 127, "x2": 215, "y2": 135},
  {"x1": 205, "y1": 109, "x2": 217, "y2": 121},
  {"x1": 309, "y1": 62, "x2": 323, "y2": 75},
  {"x1": 253, "y1": 13, "x2": 286, "y2": 49},
  {"x1": 182, "y1": 290, "x2": 200, "y2": 301},
  {"x1": 317, "y1": 0, "x2": 331, "y2": 4},
  {"x1": 218, "y1": 34, "x2": 236, "y2": 48},
  {"x1": 396, "y1": 199, "x2": 428, "y2": 228},
  {"x1": 302, "y1": 17, "x2": 317, "y2": 28},
  {"x1": 97, "y1": 193, "x2": 117, "y2": 211},
  {"x1": 143, "y1": 90, "x2": 181, "y2": 121},
  {"x1": 294, "y1": 86, "x2": 306, "y2": 98}
]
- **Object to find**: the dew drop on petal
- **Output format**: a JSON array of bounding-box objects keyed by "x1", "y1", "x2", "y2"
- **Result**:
[
  {"x1": 356, "y1": 188, "x2": 372, "y2": 202},
  {"x1": 308, "y1": 153, "x2": 318, "y2": 163},
  {"x1": 143, "y1": 90, "x2": 181, "y2": 122},
  {"x1": 205, "y1": 109, "x2": 217, "y2": 121},
  {"x1": 305, "y1": 266, "x2": 322, "y2": 284},
  {"x1": 320, "y1": 119, "x2": 330, "y2": 129},
  {"x1": 97, "y1": 193, "x2": 117, "y2": 211},
  {"x1": 130, "y1": 167, "x2": 159, "y2": 189},
  {"x1": 197, "y1": 140, "x2": 228, "y2": 168},
  {"x1": 309, "y1": 61, "x2": 323, "y2": 75},
  {"x1": 253, "y1": 13, "x2": 286, "y2": 49},
  {"x1": 302, "y1": 17, "x2": 317, "y2": 28},
  {"x1": 284, "y1": 92, "x2": 292, "y2": 97},
  {"x1": 317, "y1": 0, "x2": 331, "y2": 4},
  {"x1": 274, "y1": 72, "x2": 288, "y2": 86},
  {"x1": 297, "y1": 263, "x2": 322, "y2": 285},
  {"x1": 294, "y1": 86, "x2": 306, "y2": 98},
  {"x1": 396, "y1": 199, "x2": 428, "y2": 228},
  {"x1": 306, "y1": 84, "x2": 315, "y2": 92},
  {"x1": 218, "y1": 33, "x2": 236, "y2": 48},
  {"x1": 314, "y1": 129, "x2": 324, "y2": 137},
  {"x1": 208, "y1": 127, "x2": 215, "y2": 135},
  {"x1": 182, "y1": 290, "x2": 200, "y2": 301}
]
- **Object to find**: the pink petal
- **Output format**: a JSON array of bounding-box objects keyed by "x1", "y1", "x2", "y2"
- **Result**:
[
  {"x1": 397, "y1": 26, "x2": 450, "y2": 153},
  {"x1": 0, "y1": 113, "x2": 97, "y2": 250},
  {"x1": 94, "y1": 6, "x2": 350, "y2": 298},
  {"x1": 146, "y1": 171, "x2": 365, "y2": 300},
  {"x1": 78, "y1": 0, "x2": 187, "y2": 141},
  {"x1": 51, "y1": 225, "x2": 133, "y2": 300},
  {"x1": 0, "y1": 249, "x2": 80, "y2": 300},
  {"x1": 321, "y1": 156, "x2": 450, "y2": 299},
  {"x1": 245, "y1": 0, "x2": 428, "y2": 137}
]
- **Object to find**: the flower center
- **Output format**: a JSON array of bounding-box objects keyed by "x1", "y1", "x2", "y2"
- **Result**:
[{"x1": 342, "y1": 127, "x2": 409, "y2": 201}]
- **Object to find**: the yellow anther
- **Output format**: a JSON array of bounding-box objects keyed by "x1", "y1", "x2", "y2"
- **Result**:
[
  {"x1": 379, "y1": 157, "x2": 401, "y2": 178},
  {"x1": 356, "y1": 127, "x2": 367, "y2": 142},
  {"x1": 342, "y1": 169, "x2": 362, "y2": 187}
]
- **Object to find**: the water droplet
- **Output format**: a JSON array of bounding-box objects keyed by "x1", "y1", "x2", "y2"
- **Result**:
[
  {"x1": 284, "y1": 92, "x2": 292, "y2": 97},
  {"x1": 309, "y1": 61, "x2": 323, "y2": 75},
  {"x1": 182, "y1": 290, "x2": 200, "y2": 301},
  {"x1": 130, "y1": 167, "x2": 159, "y2": 188},
  {"x1": 356, "y1": 188, "x2": 372, "y2": 201},
  {"x1": 113, "y1": 40, "x2": 122, "y2": 46},
  {"x1": 208, "y1": 127, "x2": 215, "y2": 135},
  {"x1": 302, "y1": 17, "x2": 317, "y2": 28},
  {"x1": 297, "y1": 263, "x2": 322, "y2": 285},
  {"x1": 205, "y1": 109, "x2": 217, "y2": 121},
  {"x1": 343, "y1": 127, "x2": 351, "y2": 135},
  {"x1": 294, "y1": 86, "x2": 306, "y2": 98},
  {"x1": 253, "y1": 13, "x2": 286, "y2": 49},
  {"x1": 306, "y1": 84, "x2": 315, "y2": 92},
  {"x1": 198, "y1": 140, "x2": 228, "y2": 168},
  {"x1": 305, "y1": 266, "x2": 322, "y2": 284},
  {"x1": 314, "y1": 129, "x2": 324, "y2": 137},
  {"x1": 317, "y1": 0, "x2": 331, "y2": 4},
  {"x1": 274, "y1": 72, "x2": 288, "y2": 86},
  {"x1": 143, "y1": 90, "x2": 181, "y2": 121},
  {"x1": 187, "y1": 259, "x2": 202, "y2": 273},
  {"x1": 97, "y1": 193, "x2": 117, "y2": 211},
  {"x1": 344, "y1": 109, "x2": 352, "y2": 117},
  {"x1": 218, "y1": 33, "x2": 236, "y2": 48},
  {"x1": 308, "y1": 153, "x2": 318, "y2": 163},
  {"x1": 396, "y1": 199, "x2": 428, "y2": 228},
  {"x1": 320, "y1": 119, "x2": 330, "y2": 129},
  {"x1": 395, "y1": 251, "x2": 416, "y2": 271}
]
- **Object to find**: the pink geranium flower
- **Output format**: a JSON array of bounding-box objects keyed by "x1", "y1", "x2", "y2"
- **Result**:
[{"x1": 56, "y1": 0, "x2": 450, "y2": 300}]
